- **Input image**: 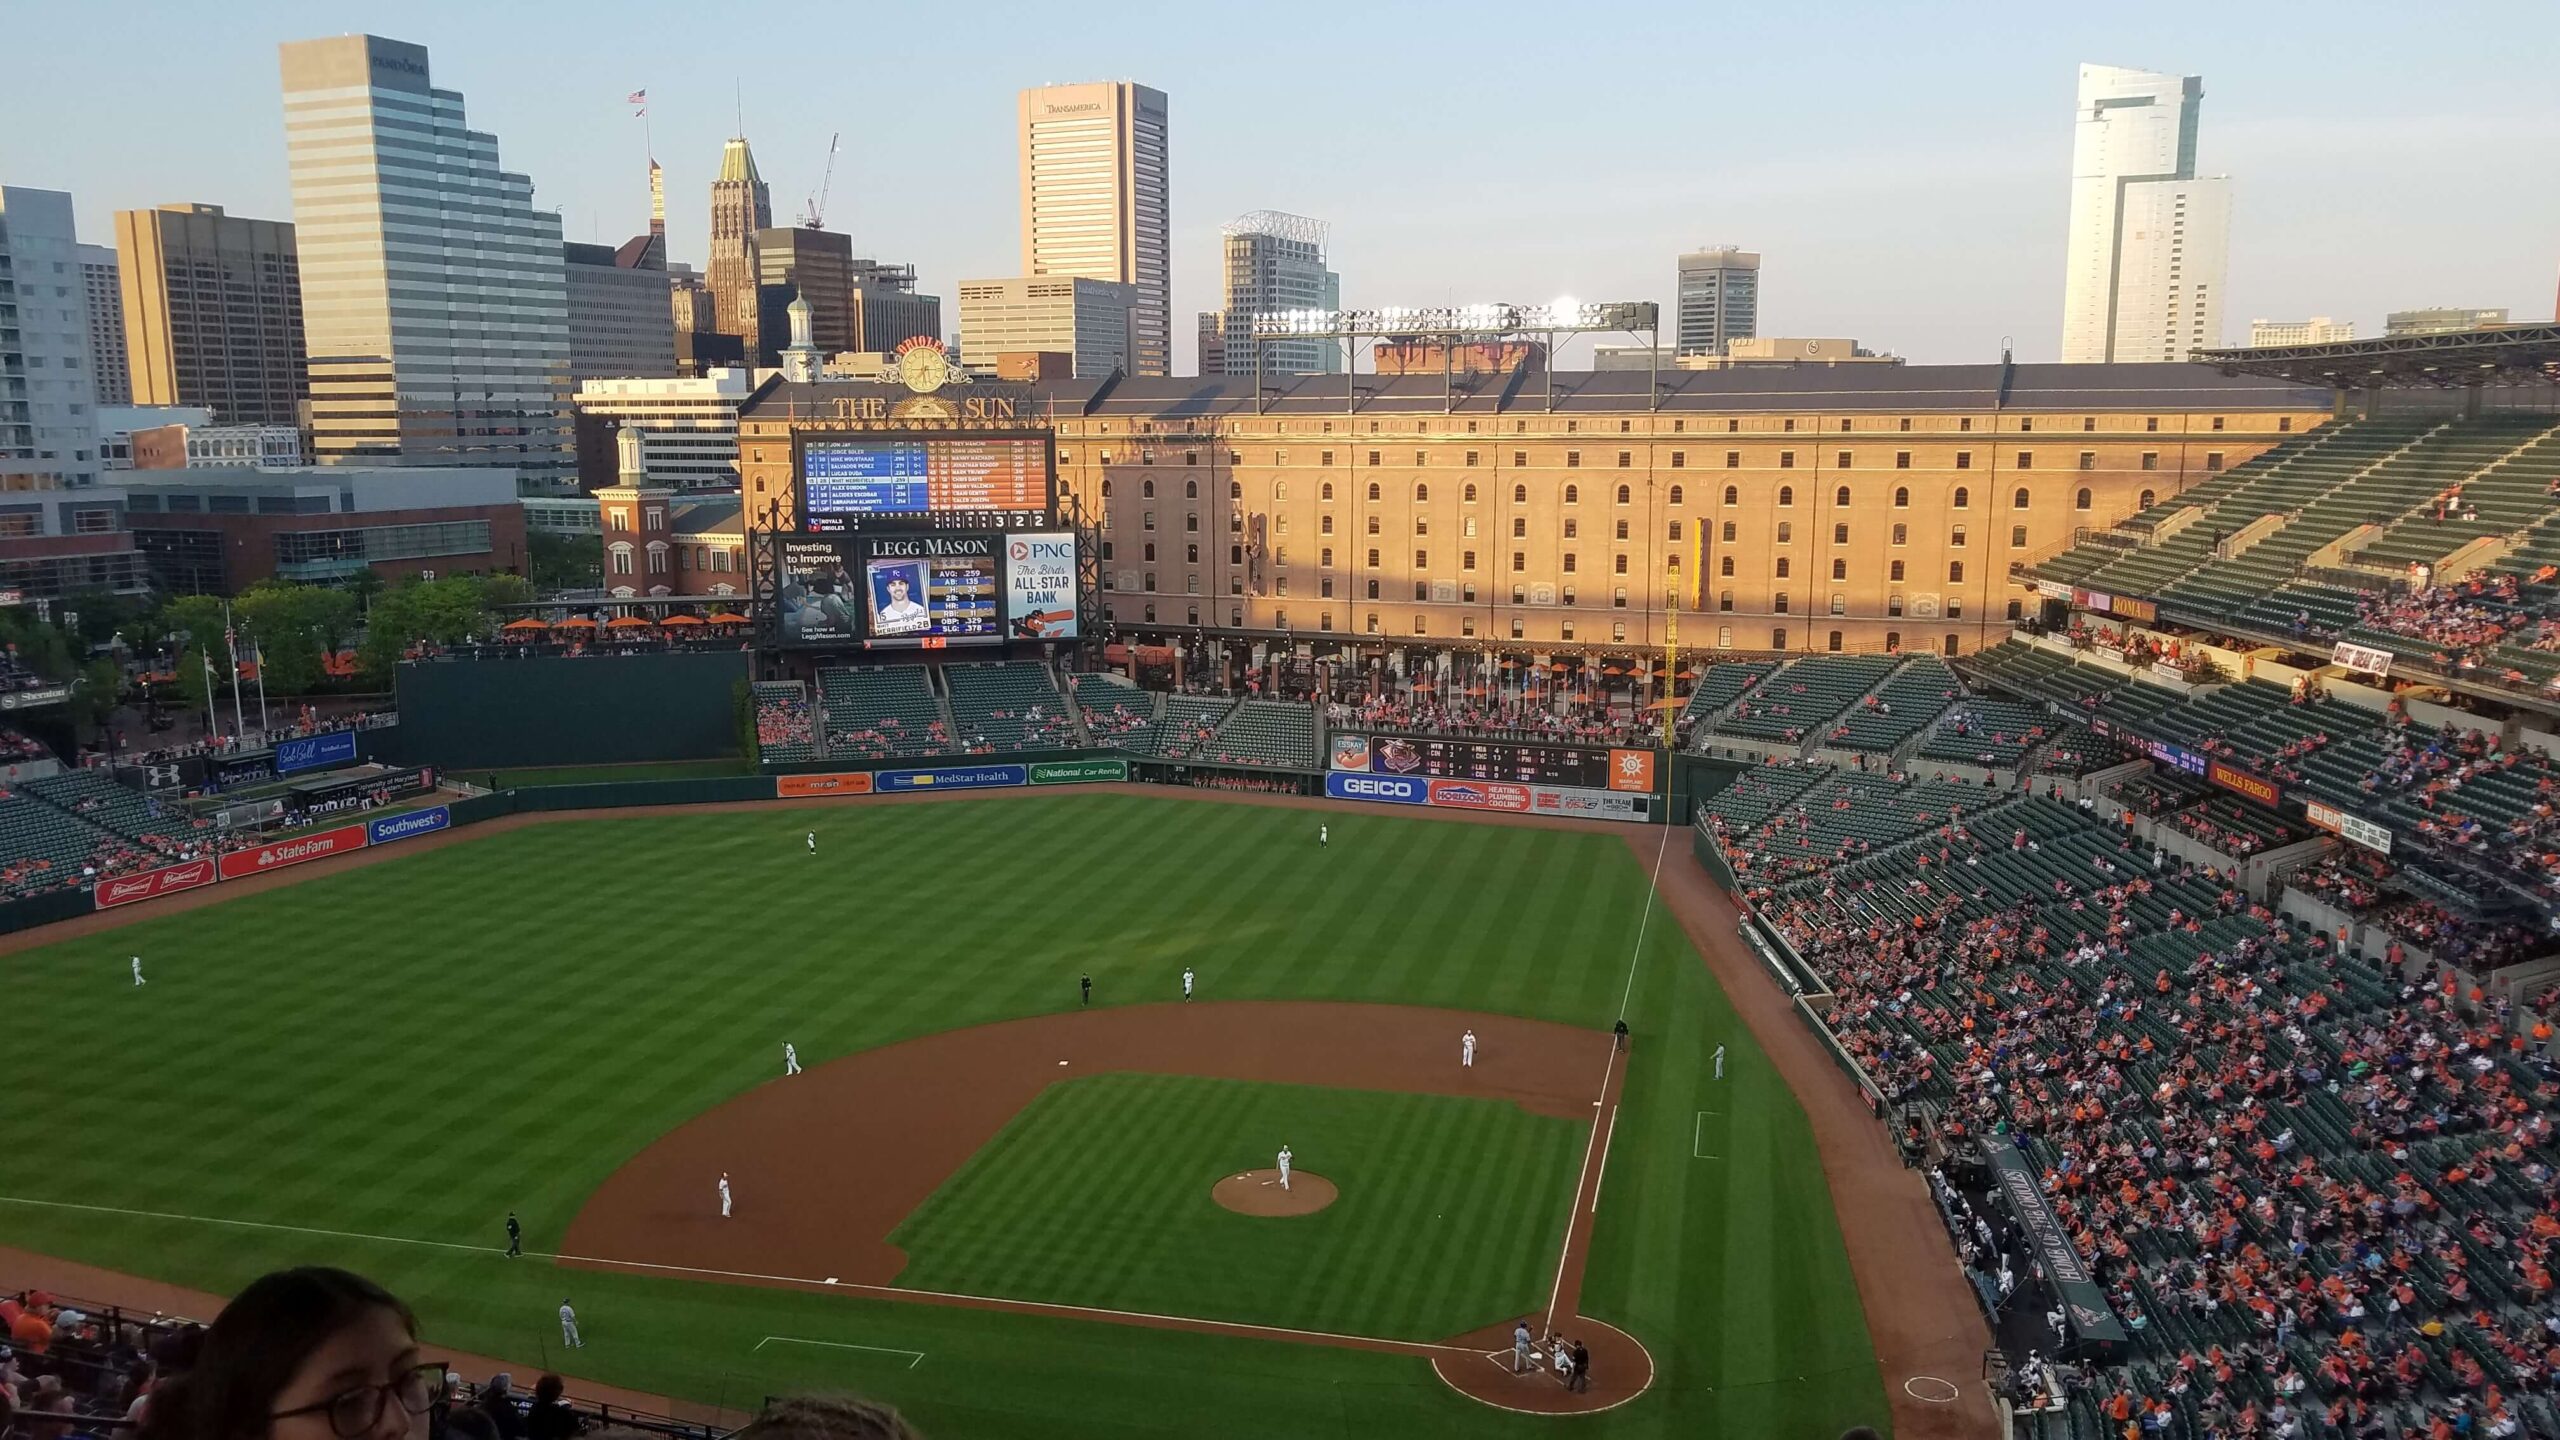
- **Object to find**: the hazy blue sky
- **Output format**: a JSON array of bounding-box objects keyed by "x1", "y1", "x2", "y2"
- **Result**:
[{"x1": 7, "y1": 0, "x2": 2555, "y2": 371}]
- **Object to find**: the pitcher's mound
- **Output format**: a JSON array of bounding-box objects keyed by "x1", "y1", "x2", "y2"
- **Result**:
[{"x1": 1211, "y1": 1168, "x2": 1337, "y2": 1216}]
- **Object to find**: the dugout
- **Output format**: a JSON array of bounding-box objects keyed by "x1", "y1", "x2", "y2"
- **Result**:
[{"x1": 384, "y1": 652, "x2": 750, "y2": 769}]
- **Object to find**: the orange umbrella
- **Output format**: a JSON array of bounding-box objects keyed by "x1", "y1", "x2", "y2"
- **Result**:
[
  {"x1": 604, "y1": 615, "x2": 653, "y2": 630},
  {"x1": 501, "y1": 617, "x2": 548, "y2": 632},
  {"x1": 659, "y1": 613, "x2": 706, "y2": 627},
  {"x1": 708, "y1": 612, "x2": 750, "y2": 625},
  {"x1": 554, "y1": 617, "x2": 598, "y2": 629}
]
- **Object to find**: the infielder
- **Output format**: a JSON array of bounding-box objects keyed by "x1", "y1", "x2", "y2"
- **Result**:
[
  {"x1": 131, "y1": 956, "x2": 145, "y2": 987},
  {"x1": 1182, "y1": 968, "x2": 1194, "y2": 1002},
  {"x1": 805, "y1": 830, "x2": 817, "y2": 855},
  {"x1": 784, "y1": 1042, "x2": 801, "y2": 1076},
  {"x1": 718, "y1": 1173, "x2": 733, "y2": 1218},
  {"x1": 558, "y1": 1300, "x2": 582, "y2": 1349},
  {"x1": 1277, "y1": 1145, "x2": 1293, "y2": 1192},
  {"x1": 1461, "y1": 1030, "x2": 1477, "y2": 1068}
]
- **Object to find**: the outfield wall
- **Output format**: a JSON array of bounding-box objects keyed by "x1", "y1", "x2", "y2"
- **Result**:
[{"x1": 389, "y1": 654, "x2": 750, "y2": 769}]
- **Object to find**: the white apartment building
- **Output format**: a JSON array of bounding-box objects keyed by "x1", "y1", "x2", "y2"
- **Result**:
[
  {"x1": 958, "y1": 276, "x2": 1136, "y2": 379},
  {"x1": 2059, "y1": 64, "x2": 2231, "y2": 363},
  {"x1": 1018, "y1": 82, "x2": 1169, "y2": 376},
  {"x1": 0, "y1": 187, "x2": 102, "y2": 488},
  {"x1": 1211, "y1": 212, "x2": 1338, "y2": 376},
  {"x1": 1676, "y1": 247, "x2": 1760, "y2": 357},
  {"x1": 77, "y1": 243, "x2": 130, "y2": 405},
  {"x1": 279, "y1": 34, "x2": 573, "y2": 491},
  {"x1": 2247, "y1": 317, "x2": 2355, "y2": 347},
  {"x1": 572, "y1": 368, "x2": 750, "y2": 492}
]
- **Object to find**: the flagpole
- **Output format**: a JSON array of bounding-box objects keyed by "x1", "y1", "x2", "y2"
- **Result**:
[
  {"x1": 223, "y1": 602, "x2": 247, "y2": 740},
  {"x1": 254, "y1": 638, "x2": 272, "y2": 736},
  {"x1": 201, "y1": 649, "x2": 220, "y2": 741}
]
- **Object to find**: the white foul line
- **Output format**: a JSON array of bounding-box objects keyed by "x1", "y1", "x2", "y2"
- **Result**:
[
  {"x1": 1590, "y1": 1107, "x2": 1621, "y2": 1216},
  {"x1": 0, "y1": 1193, "x2": 1476, "y2": 1358},
  {"x1": 755, "y1": 1335, "x2": 924, "y2": 1370}
]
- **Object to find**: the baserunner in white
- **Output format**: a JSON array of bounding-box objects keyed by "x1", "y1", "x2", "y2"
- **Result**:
[{"x1": 784, "y1": 1042, "x2": 801, "y2": 1076}]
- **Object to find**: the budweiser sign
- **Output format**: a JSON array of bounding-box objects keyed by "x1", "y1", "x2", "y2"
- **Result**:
[
  {"x1": 94, "y1": 856, "x2": 218, "y2": 910},
  {"x1": 217, "y1": 824, "x2": 370, "y2": 881}
]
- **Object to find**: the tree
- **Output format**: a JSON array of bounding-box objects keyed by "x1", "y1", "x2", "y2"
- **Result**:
[
  {"x1": 67, "y1": 658, "x2": 122, "y2": 734},
  {"x1": 237, "y1": 582, "x2": 358, "y2": 696},
  {"x1": 528, "y1": 531, "x2": 601, "y2": 593}
]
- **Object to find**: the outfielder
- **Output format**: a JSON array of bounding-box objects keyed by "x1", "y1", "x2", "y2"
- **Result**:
[
  {"x1": 559, "y1": 1300, "x2": 582, "y2": 1349},
  {"x1": 1182, "y1": 968, "x2": 1194, "y2": 1002},
  {"x1": 784, "y1": 1042, "x2": 801, "y2": 1076},
  {"x1": 719, "y1": 1173, "x2": 733, "y2": 1218},
  {"x1": 806, "y1": 830, "x2": 817, "y2": 855},
  {"x1": 1461, "y1": 1030, "x2": 1477, "y2": 1067},
  {"x1": 1277, "y1": 1145, "x2": 1293, "y2": 1192},
  {"x1": 1319, "y1": 824, "x2": 1328, "y2": 848},
  {"x1": 131, "y1": 955, "x2": 145, "y2": 987},
  {"x1": 1714, "y1": 1044, "x2": 1726, "y2": 1079}
]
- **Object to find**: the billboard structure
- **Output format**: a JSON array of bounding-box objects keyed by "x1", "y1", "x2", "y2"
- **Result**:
[{"x1": 770, "y1": 430, "x2": 1083, "y2": 650}]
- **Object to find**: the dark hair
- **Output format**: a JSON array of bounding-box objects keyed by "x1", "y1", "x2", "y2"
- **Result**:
[
  {"x1": 734, "y1": 1395, "x2": 922, "y2": 1440},
  {"x1": 138, "y1": 1267, "x2": 415, "y2": 1440},
  {"x1": 1839, "y1": 1429, "x2": 1885, "y2": 1440},
  {"x1": 533, "y1": 1376, "x2": 564, "y2": 1404}
]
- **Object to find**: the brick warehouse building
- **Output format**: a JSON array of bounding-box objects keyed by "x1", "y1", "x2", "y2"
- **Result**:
[{"x1": 736, "y1": 362, "x2": 2333, "y2": 659}]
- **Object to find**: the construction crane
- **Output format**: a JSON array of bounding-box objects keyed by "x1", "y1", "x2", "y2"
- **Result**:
[{"x1": 802, "y1": 133, "x2": 840, "y2": 229}]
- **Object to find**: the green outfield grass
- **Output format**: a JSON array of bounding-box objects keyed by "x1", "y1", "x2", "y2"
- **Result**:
[
  {"x1": 0, "y1": 792, "x2": 1888, "y2": 1438},
  {"x1": 890, "y1": 1073, "x2": 1582, "y2": 1339}
]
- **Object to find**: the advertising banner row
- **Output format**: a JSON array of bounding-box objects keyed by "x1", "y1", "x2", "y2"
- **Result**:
[
  {"x1": 1321, "y1": 770, "x2": 1649, "y2": 822},
  {"x1": 94, "y1": 805, "x2": 454, "y2": 909},
  {"x1": 775, "y1": 759, "x2": 1128, "y2": 798}
]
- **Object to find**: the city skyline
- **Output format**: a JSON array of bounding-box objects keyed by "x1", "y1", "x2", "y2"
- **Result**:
[{"x1": 5, "y1": 1, "x2": 2557, "y2": 376}]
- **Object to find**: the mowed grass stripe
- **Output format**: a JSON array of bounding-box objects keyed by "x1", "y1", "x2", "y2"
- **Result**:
[
  {"x1": 0, "y1": 791, "x2": 1891, "y2": 1436},
  {"x1": 885, "y1": 1073, "x2": 1581, "y2": 1340}
]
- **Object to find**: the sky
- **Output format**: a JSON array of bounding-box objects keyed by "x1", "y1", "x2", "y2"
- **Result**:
[{"x1": 6, "y1": 0, "x2": 2556, "y2": 374}]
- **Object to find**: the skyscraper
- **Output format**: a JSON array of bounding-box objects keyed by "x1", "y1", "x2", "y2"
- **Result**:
[
  {"x1": 2059, "y1": 63, "x2": 2231, "y2": 363},
  {"x1": 958, "y1": 277, "x2": 1135, "y2": 378},
  {"x1": 707, "y1": 137, "x2": 770, "y2": 362},
  {"x1": 1210, "y1": 212, "x2": 1338, "y2": 376},
  {"x1": 1019, "y1": 82, "x2": 1168, "y2": 376},
  {"x1": 278, "y1": 34, "x2": 572, "y2": 488},
  {"x1": 1676, "y1": 247, "x2": 1760, "y2": 357},
  {"x1": 563, "y1": 242, "x2": 677, "y2": 381},
  {"x1": 0, "y1": 186, "x2": 102, "y2": 488},
  {"x1": 77, "y1": 244, "x2": 130, "y2": 405},
  {"x1": 114, "y1": 203, "x2": 307, "y2": 425}
]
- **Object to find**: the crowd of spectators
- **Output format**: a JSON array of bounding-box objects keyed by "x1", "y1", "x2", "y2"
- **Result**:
[
  {"x1": 2293, "y1": 854, "x2": 2394, "y2": 915},
  {"x1": 0, "y1": 1289, "x2": 205, "y2": 1437},
  {"x1": 827, "y1": 717, "x2": 948, "y2": 760},
  {"x1": 2372, "y1": 901, "x2": 2551, "y2": 974},
  {"x1": 756, "y1": 695, "x2": 813, "y2": 753},
  {"x1": 1322, "y1": 688, "x2": 1655, "y2": 749},
  {"x1": 1078, "y1": 698, "x2": 1153, "y2": 739},
  {"x1": 1747, "y1": 792, "x2": 2560, "y2": 1439}
]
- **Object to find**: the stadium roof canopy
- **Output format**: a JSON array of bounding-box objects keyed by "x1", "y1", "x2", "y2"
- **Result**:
[{"x1": 2195, "y1": 323, "x2": 2560, "y2": 389}]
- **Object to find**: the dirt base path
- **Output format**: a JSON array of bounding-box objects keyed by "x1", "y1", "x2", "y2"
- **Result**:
[
  {"x1": 0, "y1": 1243, "x2": 748, "y2": 1431},
  {"x1": 566, "y1": 1000, "x2": 1611, "y2": 1293},
  {"x1": 1643, "y1": 840, "x2": 1998, "y2": 1440}
]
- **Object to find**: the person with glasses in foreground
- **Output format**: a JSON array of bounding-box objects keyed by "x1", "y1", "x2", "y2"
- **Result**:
[{"x1": 138, "y1": 1267, "x2": 439, "y2": 1440}]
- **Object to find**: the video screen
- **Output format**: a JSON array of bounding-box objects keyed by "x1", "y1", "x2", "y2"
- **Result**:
[
  {"x1": 778, "y1": 535, "x2": 1005, "y2": 648},
  {"x1": 800, "y1": 435, "x2": 1053, "y2": 532}
]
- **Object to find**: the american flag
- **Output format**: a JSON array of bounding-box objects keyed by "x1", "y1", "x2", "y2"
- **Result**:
[{"x1": 626, "y1": 89, "x2": 647, "y2": 104}]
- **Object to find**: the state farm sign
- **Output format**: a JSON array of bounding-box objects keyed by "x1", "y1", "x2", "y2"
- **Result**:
[
  {"x1": 217, "y1": 824, "x2": 370, "y2": 880},
  {"x1": 94, "y1": 856, "x2": 218, "y2": 909}
]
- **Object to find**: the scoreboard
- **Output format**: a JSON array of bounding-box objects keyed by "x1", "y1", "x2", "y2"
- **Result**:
[
  {"x1": 799, "y1": 435, "x2": 1053, "y2": 532},
  {"x1": 1345, "y1": 734, "x2": 1617, "y2": 790}
]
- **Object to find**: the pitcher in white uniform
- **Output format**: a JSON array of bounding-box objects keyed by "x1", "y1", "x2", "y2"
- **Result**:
[{"x1": 1276, "y1": 1145, "x2": 1293, "y2": 1191}]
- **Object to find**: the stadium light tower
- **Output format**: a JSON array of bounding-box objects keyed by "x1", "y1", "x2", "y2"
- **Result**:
[{"x1": 1242, "y1": 301, "x2": 1662, "y2": 413}]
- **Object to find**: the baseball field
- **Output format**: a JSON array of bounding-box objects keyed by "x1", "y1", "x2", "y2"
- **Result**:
[{"x1": 0, "y1": 790, "x2": 1889, "y2": 1436}]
